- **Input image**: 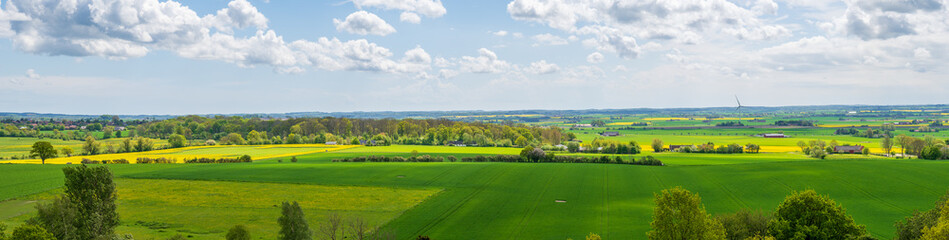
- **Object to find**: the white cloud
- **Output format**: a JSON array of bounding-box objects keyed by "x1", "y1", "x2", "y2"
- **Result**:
[
  {"x1": 493, "y1": 30, "x2": 509, "y2": 37},
  {"x1": 507, "y1": 0, "x2": 791, "y2": 58},
  {"x1": 587, "y1": 52, "x2": 604, "y2": 63},
  {"x1": 208, "y1": 0, "x2": 269, "y2": 31},
  {"x1": 459, "y1": 48, "x2": 511, "y2": 73},
  {"x1": 25, "y1": 69, "x2": 38, "y2": 79},
  {"x1": 532, "y1": 33, "x2": 568, "y2": 46},
  {"x1": 400, "y1": 12, "x2": 421, "y2": 24},
  {"x1": 351, "y1": 0, "x2": 447, "y2": 18},
  {"x1": 525, "y1": 60, "x2": 560, "y2": 74},
  {"x1": 334, "y1": 11, "x2": 397, "y2": 36},
  {"x1": 0, "y1": 0, "x2": 430, "y2": 74}
]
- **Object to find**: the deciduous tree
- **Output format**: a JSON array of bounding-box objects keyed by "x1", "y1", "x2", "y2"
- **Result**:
[
  {"x1": 278, "y1": 201, "x2": 311, "y2": 240},
  {"x1": 648, "y1": 187, "x2": 726, "y2": 240},
  {"x1": 30, "y1": 141, "x2": 57, "y2": 164},
  {"x1": 768, "y1": 190, "x2": 867, "y2": 240}
]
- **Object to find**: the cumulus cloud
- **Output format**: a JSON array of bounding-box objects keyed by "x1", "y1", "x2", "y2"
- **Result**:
[
  {"x1": 459, "y1": 48, "x2": 511, "y2": 73},
  {"x1": 525, "y1": 60, "x2": 560, "y2": 74},
  {"x1": 532, "y1": 33, "x2": 568, "y2": 46},
  {"x1": 351, "y1": 0, "x2": 446, "y2": 22},
  {"x1": 587, "y1": 52, "x2": 604, "y2": 63},
  {"x1": 506, "y1": 0, "x2": 791, "y2": 58},
  {"x1": 334, "y1": 11, "x2": 396, "y2": 36},
  {"x1": 829, "y1": 0, "x2": 948, "y2": 40},
  {"x1": 400, "y1": 12, "x2": 421, "y2": 24},
  {"x1": 493, "y1": 30, "x2": 509, "y2": 36},
  {"x1": 0, "y1": 0, "x2": 429, "y2": 74}
]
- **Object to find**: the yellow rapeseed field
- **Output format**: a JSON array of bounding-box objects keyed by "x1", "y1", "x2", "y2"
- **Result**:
[{"x1": 0, "y1": 144, "x2": 359, "y2": 164}]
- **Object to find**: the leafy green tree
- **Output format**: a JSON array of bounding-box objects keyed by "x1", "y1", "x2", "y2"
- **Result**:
[
  {"x1": 895, "y1": 190, "x2": 948, "y2": 240},
  {"x1": 60, "y1": 147, "x2": 74, "y2": 157},
  {"x1": 920, "y1": 146, "x2": 944, "y2": 160},
  {"x1": 224, "y1": 133, "x2": 245, "y2": 145},
  {"x1": 882, "y1": 136, "x2": 894, "y2": 156},
  {"x1": 102, "y1": 127, "x2": 114, "y2": 139},
  {"x1": 768, "y1": 190, "x2": 867, "y2": 240},
  {"x1": 514, "y1": 136, "x2": 528, "y2": 147},
  {"x1": 652, "y1": 139, "x2": 664, "y2": 153},
  {"x1": 796, "y1": 141, "x2": 807, "y2": 153},
  {"x1": 63, "y1": 165, "x2": 119, "y2": 239},
  {"x1": 121, "y1": 138, "x2": 133, "y2": 153},
  {"x1": 226, "y1": 225, "x2": 251, "y2": 240},
  {"x1": 247, "y1": 130, "x2": 264, "y2": 145},
  {"x1": 278, "y1": 201, "x2": 312, "y2": 240},
  {"x1": 286, "y1": 133, "x2": 302, "y2": 144},
  {"x1": 921, "y1": 203, "x2": 949, "y2": 240},
  {"x1": 10, "y1": 224, "x2": 55, "y2": 240},
  {"x1": 135, "y1": 137, "x2": 154, "y2": 152},
  {"x1": 168, "y1": 134, "x2": 187, "y2": 148},
  {"x1": 82, "y1": 136, "x2": 100, "y2": 155},
  {"x1": 648, "y1": 187, "x2": 726, "y2": 240},
  {"x1": 29, "y1": 195, "x2": 78, "y2": 240},
  {"x1": 715, "y1": 209, "x2": 771, "y2": 240},
  {"x1": 30, "y1": 141, "x2": 57, "y2": 164},
  {"x1": 0, "y1": 222, "x2": 6, "y2": 240}
]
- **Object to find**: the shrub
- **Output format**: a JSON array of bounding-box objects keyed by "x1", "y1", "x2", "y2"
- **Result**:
[
  {"x1": 290, "y1": 156, "x2": 298, "y2": 162},
  {"x1": 226, "y1": 225, "x2": 251, "y2": 240},
  {"x1": 715, "y1": 209, "x2": 772, "y2": 240}
]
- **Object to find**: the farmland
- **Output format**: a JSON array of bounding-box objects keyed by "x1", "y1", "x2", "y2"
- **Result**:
[{"x1": 1, "y1": 107, "x2": 949, "y2": 239}]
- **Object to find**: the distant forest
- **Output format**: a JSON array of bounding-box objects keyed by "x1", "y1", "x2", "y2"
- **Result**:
[{"x1": 133, "y1": 116, "x2": 568, "y2": 147}]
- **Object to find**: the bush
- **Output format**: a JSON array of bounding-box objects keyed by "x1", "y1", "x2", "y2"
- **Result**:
[
  {"x1": 136, "y1": 157, "x2": 177, "y2": 164},
  {"x1": 290, "y1": 156, "x2": 298, "y2": 162},
  {"x1": 226, "y1": 225, "x2": 251, "y2": 240},
  {"x1": 715, "y1": 209, "x2": 772, "y2": 240}
]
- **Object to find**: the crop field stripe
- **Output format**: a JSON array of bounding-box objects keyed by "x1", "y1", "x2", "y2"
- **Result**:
[
  {"x1": 407, "y1": 165, "x2": 512, "y2": 237},
  {"x1": 512, "y1": 165, "x2": 564, "y2": 239}
]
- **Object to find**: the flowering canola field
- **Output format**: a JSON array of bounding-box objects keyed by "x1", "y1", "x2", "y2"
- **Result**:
[{"x1": 1, "y1": 144, "x2": 358, "y2": 164}]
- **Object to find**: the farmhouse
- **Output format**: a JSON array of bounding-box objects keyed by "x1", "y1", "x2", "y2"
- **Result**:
[
  {"x1": 573, "y1": 124, "x2": 593, "y2": 128},
  {"x1": 325, "y1": 141, "x2": 337, "y2": 145},
  {"x1": 755, "y1": 133, "x2": 788, "y2": 138},
  {"x1": 834, "y1": 145, "x2": 864, "y2": 154},
  {"x1": 600, "y1": 131, "x2": 620, "y2": 137},
  {"x1": 447, "y1": 141, "x2": 466, "y2": 147}
]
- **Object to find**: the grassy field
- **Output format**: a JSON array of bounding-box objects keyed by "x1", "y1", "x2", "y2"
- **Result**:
[
  {"x1": 0, "y1": 178, "x2": 438, "y2": 240},
  {"x1": 106, "y1": 157, "x2": 949, "y2": 239},
  {"x1": 0, "y1": 144, "x2": 357, "y2": 164},
  {"x1": 1, "y1": 142, "x2": 947, "y2": 239}
]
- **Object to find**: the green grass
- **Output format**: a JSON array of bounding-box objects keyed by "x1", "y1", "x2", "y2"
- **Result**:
[
  {"x1": 111, "y1": 158, "x2": 949, "y2": 239},
  {"x1": 1, "y1": 147, "x2": 947, "y2": 239}
]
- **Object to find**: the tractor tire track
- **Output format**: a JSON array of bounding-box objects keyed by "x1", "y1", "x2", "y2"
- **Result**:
[
  {"x1": 410, "y1": 165, "x2": 513, "y2": 237},
  {"x1": 512, "y1": 165, "x2": 562, "y2": 240}
]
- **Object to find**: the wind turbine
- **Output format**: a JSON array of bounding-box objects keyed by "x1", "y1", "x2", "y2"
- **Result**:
[{"x1": 735, "y1": 95, "x2": 743, "y2": 126}]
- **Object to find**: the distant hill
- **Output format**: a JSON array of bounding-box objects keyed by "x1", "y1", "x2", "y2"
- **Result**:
[{"x1": 2, "y1": 104, "x2": 947, "y2": 120}]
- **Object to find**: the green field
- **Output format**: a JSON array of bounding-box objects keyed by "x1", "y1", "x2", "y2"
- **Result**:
[{"x1": 2, "y1": 150, "x2": 947, "y2": 239}]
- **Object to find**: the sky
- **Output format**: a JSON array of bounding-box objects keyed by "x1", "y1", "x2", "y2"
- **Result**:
[{"x1": 0, "y1": 0, "x2": 947, "y2": 115}]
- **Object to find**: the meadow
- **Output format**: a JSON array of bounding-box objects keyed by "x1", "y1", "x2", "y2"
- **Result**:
[
  {"x1": 1, "y1": 150, "x2": 946, "y2": 239},
  {"x1": 1, "y1": 110, "x2": 948, "y2": 239}
]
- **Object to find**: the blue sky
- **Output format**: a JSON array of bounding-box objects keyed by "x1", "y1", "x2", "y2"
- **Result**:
[{"x1": 0, "y1": 0, "x2": 947, "y2": 115}]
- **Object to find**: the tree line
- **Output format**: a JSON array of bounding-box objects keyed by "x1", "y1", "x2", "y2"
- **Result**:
[{"x1": 132, "y1": 116, "x2": 567, "y2": 147}]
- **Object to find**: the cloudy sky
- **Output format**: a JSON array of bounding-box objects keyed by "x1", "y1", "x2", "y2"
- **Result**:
[{"x1": 0, "y1": 0, "x2": 947, "y2": 115}]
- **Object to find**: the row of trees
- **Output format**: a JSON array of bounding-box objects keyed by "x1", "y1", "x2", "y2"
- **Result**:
[
  {"x1": 566, "y1": 139, "x2": 642, "y2": 154},
  {"x1": 650, "y1": 139, "x2": 759, "y2": 154},
  {"x1": 133, "y1": 116, "x2": 567, "y2": 147}
]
